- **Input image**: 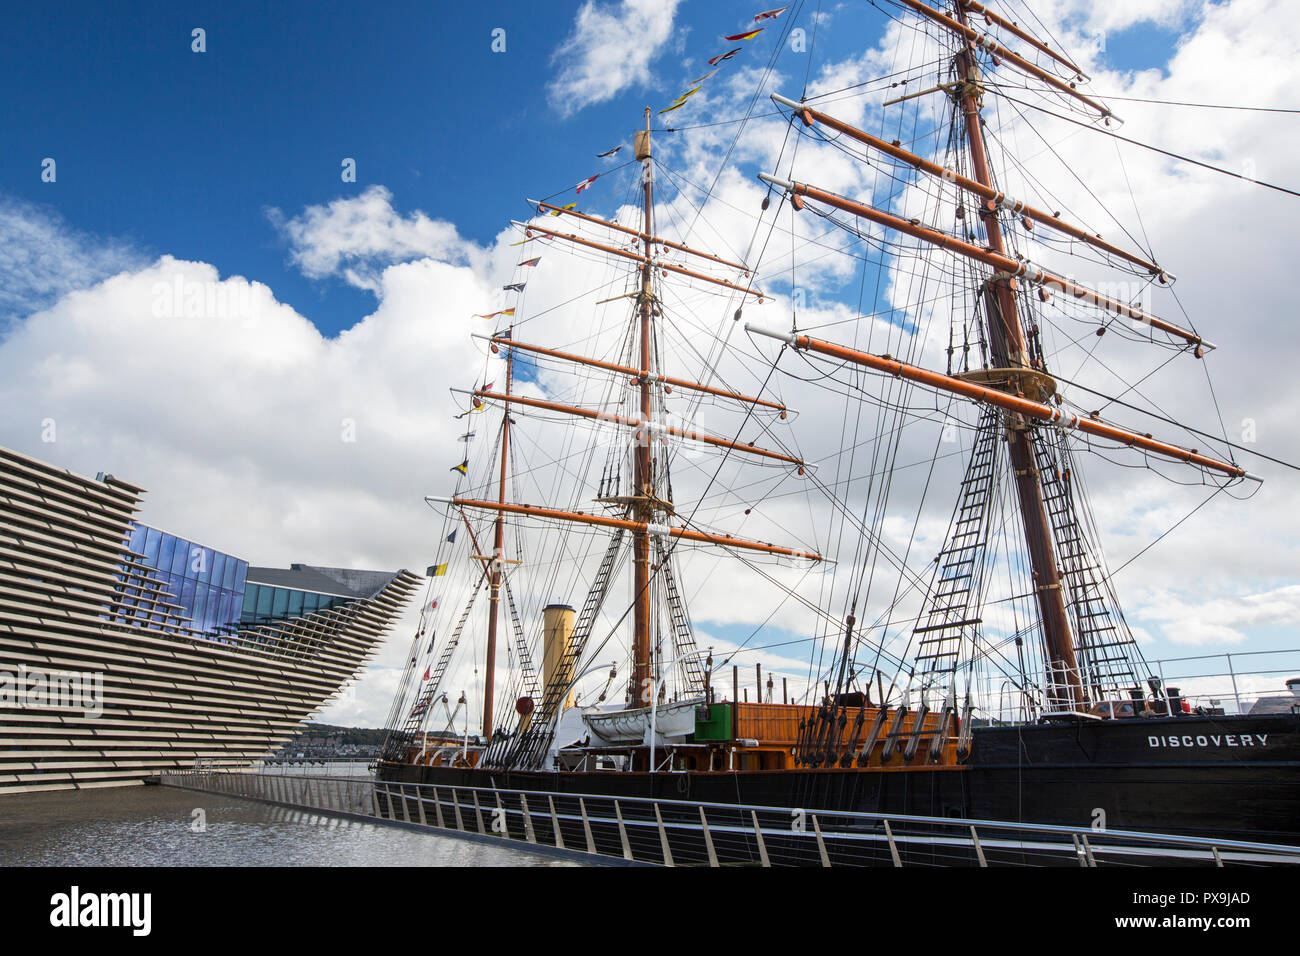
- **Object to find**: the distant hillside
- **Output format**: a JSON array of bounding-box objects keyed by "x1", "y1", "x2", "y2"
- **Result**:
[
  {"x1": 273, "y1": 723, "x2": 388, "y2": 756},
  {"x1": 300, "y1": 723, "x2": 388, "y2": 745}
]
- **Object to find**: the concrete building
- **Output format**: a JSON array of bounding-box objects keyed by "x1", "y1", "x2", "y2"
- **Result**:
[{"x1": 0, "y1": 444, "x2": 419, "y2": 793}]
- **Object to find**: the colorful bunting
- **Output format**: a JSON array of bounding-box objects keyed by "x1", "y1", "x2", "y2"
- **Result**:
[
  {"x1": 724, "y1": 28, "x2": 764, "y2": 41},
  {"x1": 520, "y1": 256, "x2": 542, "y2": 267},
  {"x1": 451, "y1": 459, "x2": 468, "y2": 475},
  {"x1": 503, "y1": 282, "x2": 527, "y2": 292},
  {"x1": 754, "y1": 5, "x2": 789, "y2": 21},
  {"x1": 707, "y1": 48, "x2": 742, "y2": 66},
  {"x1": 474, "y1": 308, "x2": 515, "y2": 320},
  {"x1": 549, "y1": 202, "x2": 577, "y2": 216},
  {"x1": 690, "y1": 68, "x2": 719, "y2": 85},
  {"x1": 428, "y1": 563, "x2": 448, "y2": 577},
  {"x1": 575, "y1": 174, "x2": 599, "y2": 193},
  {"x1": 659, "y1": 86, "x2": 702, "y2": 115},
  {"x1": 446, "y1": 529, "x2": 457, "y2": 543},
  {"x1": 422, "y1": 666, "x2": 431, "y2": 681},
  {"x1": 596, "y1": 145, "x2": 622, "y2": 158}
]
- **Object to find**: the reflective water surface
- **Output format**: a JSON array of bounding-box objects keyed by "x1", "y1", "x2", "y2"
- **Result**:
[{"x1": 0, "y1": 784, "x2": 581, "y2": 866}]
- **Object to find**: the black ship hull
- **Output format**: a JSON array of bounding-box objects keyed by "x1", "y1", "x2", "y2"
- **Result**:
[{"x1": 379, "y1": 713, "x2": 1300, "y2": 853}]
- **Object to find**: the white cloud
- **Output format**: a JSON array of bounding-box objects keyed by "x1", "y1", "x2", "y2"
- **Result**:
[
  {"x1": 267, "y1": 185, "x2": 487, "y2": 293},
  {"x1": 0, "y1": 197, "x2": 144, "y2": 328},
  {"x1": 1136, "y1": 585, "x2": 1300, "y2": 646},
  {"x1": 0, "y1": 205, "x2": 510, "y2": 726},
  {"x1": 1056, "y1": 0, "x2": 1199, "y2": 35},
  {"x1": 547, "y1": 0, "x2": 685, "y2": 115}
]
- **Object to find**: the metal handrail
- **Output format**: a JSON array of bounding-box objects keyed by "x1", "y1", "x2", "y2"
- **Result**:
[{"x1": 159, "y1": 769, "x2": 1300, "y2": 868}]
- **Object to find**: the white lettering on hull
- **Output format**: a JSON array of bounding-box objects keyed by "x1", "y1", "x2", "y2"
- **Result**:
[{"x1": 1147, "y1": 734, "x2": 1268, "y2": 749}]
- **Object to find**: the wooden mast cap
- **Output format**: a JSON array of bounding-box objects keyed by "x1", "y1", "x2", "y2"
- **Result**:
[{"x1": 634, "y1": 107, "x2": 652, "y2": 160}]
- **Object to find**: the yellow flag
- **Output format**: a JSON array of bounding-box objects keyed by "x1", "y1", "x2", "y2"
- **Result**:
[
  {"x1": 430, "y1": 563, "x2": 448, "y2": 577},
  {"x1": 658, "y1": 87, "x2": 700, "y2": 115}
]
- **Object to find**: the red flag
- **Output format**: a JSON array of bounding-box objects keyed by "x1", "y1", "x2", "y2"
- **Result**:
[
  {"x1": 724, "y1": 28, "x2": 763, "y2": 41},
  {"x1": 576, "y1": 174, "x2": 598, "y2": 193},
  {"x1": 422, "y1": 666, "x2": 431, "y2": 681},
  {"x1": 520, "y1": 256, "x2": 541, "y2": 267},
  {"x1": 754, "y1": 6, "x2": 790, "y2": 21},
  {"x1": 707, "y1": 48, "x2": 742, "y2": 66}
]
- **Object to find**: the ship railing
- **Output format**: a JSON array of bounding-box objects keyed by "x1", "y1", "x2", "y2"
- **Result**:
[
  {"x1": 1144, "y1": 648, "x2": 1300, "y2": 715},
  {"x1": 158, "y1": 770, "x2": 1300, "y2": 868},
  {"x1": 975, "y1": 648, "x2": 1300, "y2": 723}
]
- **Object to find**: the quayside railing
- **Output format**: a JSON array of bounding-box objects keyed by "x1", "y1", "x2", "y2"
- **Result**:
[{"x1": 158, "y1": 771, "x2": 1300, "y2": 868}]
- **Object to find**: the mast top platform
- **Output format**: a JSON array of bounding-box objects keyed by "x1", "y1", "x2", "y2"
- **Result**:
[{"x1": 956, "y1": 367, "x2": 1057, "y2": 404}]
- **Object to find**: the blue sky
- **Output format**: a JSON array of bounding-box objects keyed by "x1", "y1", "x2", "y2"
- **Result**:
[{"x1": 1, "y1": 0, "x2": 1183, "y2": 335}]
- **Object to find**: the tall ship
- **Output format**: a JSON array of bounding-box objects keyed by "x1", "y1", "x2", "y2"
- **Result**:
[
  {"x1": 0, "y1": 443, "x2": 420, "y2": 793},
  {"x1": 378, "y1": 0, "x2": 1300, "y2": 845}
]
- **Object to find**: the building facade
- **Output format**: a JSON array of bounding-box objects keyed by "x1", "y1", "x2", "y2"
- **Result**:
[{"x1": 0, "y1": 444, "x2": 420, "y2": 793}]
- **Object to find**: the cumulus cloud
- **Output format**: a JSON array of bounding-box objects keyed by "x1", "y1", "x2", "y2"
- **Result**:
[
  {"x1": 1137, "y1": 585, "x2": 1300, "y2": 646},
  {"x1": 267, "y1": 184, "x2": 487, "y2": 293},
  {"x1": 1056, "y1": 0, "x2": 1199, "y2": 35},
  {"x1": 547, "y1": 0, "x2": 685, "y2": 115},
  {"x1": 0, "y1": 209, "x2": 509, "y2": 725}
]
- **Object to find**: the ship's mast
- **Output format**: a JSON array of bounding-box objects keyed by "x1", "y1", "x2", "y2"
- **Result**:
[
  {"x1": 446, "y1": 109, "x2": 806, "y2": 764},
  {"x1": 631, "y1": 107, "x2": 655, "y2": 704},
  {"x1": 482, "y1": 327, "x2": 514, "y2": 738},
  {"x1": 950, "y1": 0, "x2": 1082, "y2": 707}
]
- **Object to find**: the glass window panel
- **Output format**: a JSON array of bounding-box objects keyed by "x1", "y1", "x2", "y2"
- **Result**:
[
  {"x1": 157, "y1": 534, "x2": 176, "y2": 574},
  {"x1": 170, "y1": 539, "x2": 189, "y2": 576},
  {"x1": 256, "y1": 585, "x2": 273, "y2": 619},
  {"x1": 271, "y1": 588, "x2": 289, "y2": 618},
  {"x1": 179, "y1": 577, "x2": 197, "y2": 618},
  {"x1": 191, "y1": 586, "x2": 209, "y2": 627},
  {"x1": 287, "y1": 590, "x2": 305, "y2": 616},
  {"x1": 211, "y1": 552, "x2": 226, "y2": 591},
  {"x1": 219, "y1": 592, "x2": 234, "y2": 631},
  {"x1": 203, "y1": 588, "x2": 219, "y2": 633},
  {"x1": 143, "y1": 527, "x2": 162, "y2": 564}
]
